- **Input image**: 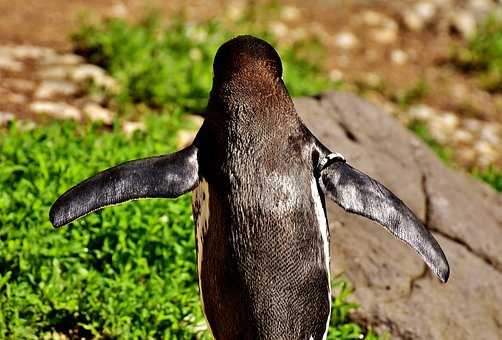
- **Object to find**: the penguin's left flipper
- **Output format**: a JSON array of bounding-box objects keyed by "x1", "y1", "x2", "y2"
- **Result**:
[
  {"x1": 49, "y1": 145, "x2": 199, "y2": 229},
  {"x1": 318, "y1": 155, "x2": 449, "y2": 283}
]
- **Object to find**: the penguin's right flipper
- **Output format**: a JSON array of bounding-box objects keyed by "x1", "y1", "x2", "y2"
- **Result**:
[
  {"x1": 318, "y1": 155, "x2": 449, "y2": 283},
  {"x1": 49, "y1": 145, "x2": 199, "y2": 228}
]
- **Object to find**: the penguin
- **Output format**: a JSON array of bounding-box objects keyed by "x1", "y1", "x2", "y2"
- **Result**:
[{"x1": 50, "y1": 35, "x2": 449, "y2": 340}]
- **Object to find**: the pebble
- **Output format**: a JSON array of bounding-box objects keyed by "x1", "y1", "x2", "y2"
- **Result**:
[
  {"x1": 468, "y1": 0, "x2": 495, "y2": 14},
  {"x1": 83, "y1": 103, "x2": 114, "y2": 124},
  {"x1": 38, "y1": 65, "x2": 71, "y2": 79},
  {"x1": 269, "y1": 22, "x2": 289, "y2": 38},
  {"x1": 464, "y1": 118, "x2": 483, "y2": 132},
  {"x1": 177, "y1": 130, "x2": 197, "y2": 148},
  {"x1": 409, "y1": 105, "x2": 435, "y2": 120},
  {"x1": 452, "y1": 129, "x2": 473, "y2": 144},
  {"x1": 474, "y1": 140, "x2": 497, "y2": 166},
  {"x1": 440, "y1": 112, "x2": 459, "y2": 131},
  {"x1": 333, "y1": 31, "x2": 359, "y2": 50},
  {"x1": 402, "y1": 2, "x2": 437, "y2": 32},
  {"x1": 109, "y1": 2, "x2": 129, "y2": 18},
  {"x1": 360, "y1": 10, "x2": 385, "y2": 26},
  {"x1": 1, "y1": 45, "x2": 56, "y2": 59},
  {"x1": 4, "y1": 78, "x2": 36, "y2": 92},
  {"x1": 391, "y1": 49, "x2": 409, "y2": 65},
  {"x1": 30, "y1": 101, "x2": 81, "y2": 120},
  {"x1": 7, "y1": 93, "x2": 27, "y2": 104},
  {"x1": 480, "y1": 124, "x2": 501, "y2": 145},
  {"x1": 35, "y1": 80, "x2": 78, "y2": 99},
  {"x1": 280, "y1": 6, "x2": 301, "y2": 21},
  {"x1": 0, "y1": 111, "x2": 15, "y2": 125},
  {"x1": 329, "y1": 69, "x2": 344, "y2": 82},
  {"x1": 122, "y1": 121, "x2": 146, "y2": 136},
  {"x1": 372, "y1": 26, "x2": 398, "y2": 44},
  {"x1": 0, "y1": 55, "x2": 23, "y2": 72},
  {"x1": 71, "y1": 64, "x2": 118, "y2": 91},
  {"x1": 226, "y1": 1, "x2": 245, "y2": 21},
  {"x1": 450, "y1": 10, "x2": 477, "y2": 38},
  {"x1": 41, "y1": 53, "x2": 83, "y2": 65}
]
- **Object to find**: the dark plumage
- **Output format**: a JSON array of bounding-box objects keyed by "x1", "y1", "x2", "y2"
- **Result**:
[{"x1": 50, "y1": 35, "x2": 449, "y2": 340}]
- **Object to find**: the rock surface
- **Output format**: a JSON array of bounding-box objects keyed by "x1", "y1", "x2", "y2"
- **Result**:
[{"x1": 295, "y1": 92, "x2": 502, "y2": 340}]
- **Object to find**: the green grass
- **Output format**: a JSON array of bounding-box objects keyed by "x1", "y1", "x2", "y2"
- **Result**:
[
  {"x1": 0, "y1": 117, "x2": 382, "y2": 338},
  {"x1": 72, "y1": 8, "x2": 335, "y2": 113},
  {"x1": 473, "y1": 167, "x2": 502, "y2": 192},
  {"x1": 451, "y1": 14, "x2": 502, "y2": 91}
]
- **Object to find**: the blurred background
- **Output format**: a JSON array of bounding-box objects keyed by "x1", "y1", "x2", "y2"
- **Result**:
[{"x1": 0, "y1": 0, "x2": 500, "y2": 339}]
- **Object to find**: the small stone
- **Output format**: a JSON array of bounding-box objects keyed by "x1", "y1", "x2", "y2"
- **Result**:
[
  {"x1": 474, "y1": 141, "x2": 498, "y2": 166},
  {"x1": 391, "y1": 49, "x2": 409, "y2": 65},
  {"x1": 7, "y1": 93, "x2": 27, "y2": 104},
  {"x1": 409, "y1": 105, "x2": 435, "y2": 120},
  {"x1": 177, "y1": 130, "x2": 197, "y2": 148},
  {"x1": 83, "y1": 103, "x2": 114, "y2": 124},
  {"x1": 35, "y1": 80, "x2": 78, "y2": 99},
  {"x1": 450, "y1": 11, "x2": 477, "y2": 39},
  {"x1": 226, "y1": 1, "x2": 245, "y2": 20},
  {"x1": 30, "y1": 101, "x2": 81, "y2": 120},
  {"x1": 372, "y1": 26, "x2": 398, "y2": 44},
  {"x1": 269, "y1": 22, "x2": 288, "y2": 38},
  {"x1": 4, "y1": 45, "x2": 56, "y2": 59},
  {"x1": 41, "y1": 53, "x2": 84, "y2": 65},
  {"x1": 0, "y1": 55, "x2": 23, "y2": 72},
  {"x1": 38, "y1": 66, "x2": 71, "y2": 79},
  {"x1": 402, "y1": 2, "x2": 437, "y2": 32},
  {"x1": 453, "y1": 129, "x2": 473, "y2": 144},
  {"x1": 109, "y1": 1, "x2": 129, "y2": 18},
  {"x1": 0, "y1": 111, "x2": 15, "y2": 125},
  {"x1": 468, "y1": 0, "x2": 495, "y2": 14},
  {"x1": 480, "y1": 124, "x2": 501, "y2": 145},
  {"x1": 122, "y1": 121, "x2": 146, "y2": 136},
  {"x1": 4, "y1": 78, "x2": 36, "y2": 92},
  {"x1": 403, "y1": 10, "x2": 425, "y2": 32},
  {"x1": 458, "y1": 148, "x2": 476, "y2": 162},
  {"x1": 333, "y1": 32, "x2": 359, "y2": 50},
  {"x1": 280, "y1": 6, "x2": 301, "y2": 21},
  {"x1": 464, "y1": 118, "x2": 483, "y2": 132},
  {"x1": 329, "y1": 69, "x2": 344, "y2": 82},
  {"x1": 415, "y1": 2, "x2": 437, "y2": 22},
  {"x1": 361, "y1": 10, "x2": 385, "y2": 26},
  {"x1": 362, "y1": 73, "x2": 382, "y2": 88},
  {"x1": 70, "y1": 64, "x2": 118, "y2": 91},
  {"x1": 440, "y1": 112, "x2": 459, "y2": 132}
]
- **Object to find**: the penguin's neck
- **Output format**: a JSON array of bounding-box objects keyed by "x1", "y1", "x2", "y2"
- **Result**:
[{"x1": 207, "y1": 77, "x2": 296, "y2": 124}]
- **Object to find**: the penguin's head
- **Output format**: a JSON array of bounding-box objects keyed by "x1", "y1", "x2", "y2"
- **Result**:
[{"x1": 213, "y1": 35, "x2": 283, "y2": 82}]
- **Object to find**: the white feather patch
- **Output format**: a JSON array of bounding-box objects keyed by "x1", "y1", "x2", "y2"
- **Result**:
[
  {"x1": 192, "y1": 179, "x2": 212, "y2": 334},
  {"x1": 310, "y1": 178, "x2": 332, "y2": 340}
]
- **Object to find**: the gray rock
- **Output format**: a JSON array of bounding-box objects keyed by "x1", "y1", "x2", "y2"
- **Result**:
[{"x1": 294, "y1": 92, "x2": 502, "y2": 340}]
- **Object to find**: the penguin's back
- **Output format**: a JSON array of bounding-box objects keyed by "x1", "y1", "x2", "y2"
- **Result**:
[{"x1": 193, "y1": 123, "x2": 331, "y2": 340}]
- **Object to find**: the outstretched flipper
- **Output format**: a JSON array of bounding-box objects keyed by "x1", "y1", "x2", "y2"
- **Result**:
[
  {"x1": 317, "y1": 153, "x2": 449, "y2": 283},
  {"x1": 50, "y1": 145, "x2": 199, "y2": 228}
]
